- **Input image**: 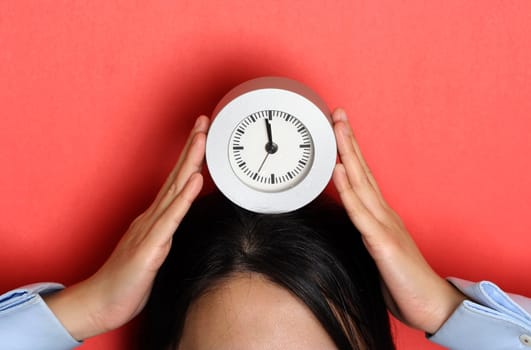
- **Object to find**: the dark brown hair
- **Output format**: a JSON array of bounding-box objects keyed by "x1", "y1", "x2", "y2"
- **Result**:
[{"x1": 140, "y1": 191, "x2": 395, "y2": 349}]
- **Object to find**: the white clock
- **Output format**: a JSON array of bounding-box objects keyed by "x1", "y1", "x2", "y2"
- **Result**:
[{"x1": 206, "y1": 77, "x2": 336, "y2": 214}]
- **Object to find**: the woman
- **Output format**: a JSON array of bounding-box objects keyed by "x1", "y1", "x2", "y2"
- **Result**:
[{"x1": 1, "y1": 109, "x2": 529, "y2": 349}]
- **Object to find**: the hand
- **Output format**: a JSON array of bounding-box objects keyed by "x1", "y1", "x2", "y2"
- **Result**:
[
  {"x1": 331, "y1": 108, "x2": 465, "y2": 334},
  {"x1": 44, "y1": 115, "x2": 210, "y2": 340}
]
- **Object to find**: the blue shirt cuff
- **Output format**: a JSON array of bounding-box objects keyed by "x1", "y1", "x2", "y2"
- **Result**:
[
  {"x1": 0, "y1": 283, "x2": 82, "y2": 350},
  {"x1": 429, "y1": 278, "x2": 531, "y2": 350}
]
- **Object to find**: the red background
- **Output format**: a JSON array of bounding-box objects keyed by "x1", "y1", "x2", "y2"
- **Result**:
[{"x1": 1, "y1": 1, "x2": 530, "y2": 349}]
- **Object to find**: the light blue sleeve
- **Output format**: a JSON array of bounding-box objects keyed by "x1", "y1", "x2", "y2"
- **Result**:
[
  {"x1": 429, "y1": 277, "x2": 531, "y2": 349},
  {"x1": 0, "y1": 283, "x2": 81, "y2": 350}
]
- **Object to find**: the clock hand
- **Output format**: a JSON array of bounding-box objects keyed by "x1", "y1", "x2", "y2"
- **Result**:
[
  {"x1": 265, "y1": 118, "x2": 273, "y2": 146},
  {"x1": 264, "y1": 116, "x2": 278, "y2": 154},
  {"x1": 257, "y1": 152, "x2": 270, "y2": 173}
]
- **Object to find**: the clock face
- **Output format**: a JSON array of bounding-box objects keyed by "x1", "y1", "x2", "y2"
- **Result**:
[{"x1": 228, "y1": 110, "x2": 314, "y2": 192}]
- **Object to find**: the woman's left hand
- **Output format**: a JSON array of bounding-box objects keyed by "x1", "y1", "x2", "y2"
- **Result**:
[{"x1": 331, "y1": 108, "x2": 465, "y2": 334}]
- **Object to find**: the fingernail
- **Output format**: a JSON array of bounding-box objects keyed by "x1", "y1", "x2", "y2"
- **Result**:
[
  {"x1": 337, "y1": 109, "x2": 348, "y2": 121},
  {"x1": 193, "y1": 116, "x2": 203, "y2": 130}
]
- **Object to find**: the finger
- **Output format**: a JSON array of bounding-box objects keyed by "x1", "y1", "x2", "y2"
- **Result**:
[
  {"x1": 148, "y1": 172, "x2": 203, "y2": 248},
  {"x1": 152, "y1": 115, "x2": 210, "y2": 209},
  {"x1": 149, "y1": 132, "x2": 206, "y2": 222},
  {"x1": 333, "y1": 163, "x2": 383, "y2": 241},
  {"x1": 332, "y1": 108, "x2": 384, "y2": 200},
  {"x1": 174, "y1": 131, "x2": 206, "y2": 192},
  {"x1": 334, "y1": 119, "x2": 388, "y2": 221},
  {"x1": 174, "y1": 115, "x2": 209, "y2": 172}
]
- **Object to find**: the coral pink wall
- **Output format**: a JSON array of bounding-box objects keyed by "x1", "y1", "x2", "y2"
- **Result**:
[{"x1": 1, "y1": 1, "x2": 530, "y2": 348}]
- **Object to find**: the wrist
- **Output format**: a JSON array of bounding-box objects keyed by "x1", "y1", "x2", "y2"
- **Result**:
[
  {"x1": 426, "y1": 279, "x2": 467, "y2": 334},
  {"x1": 43, "y1": 279, "x2": 105, "y2": 341}
]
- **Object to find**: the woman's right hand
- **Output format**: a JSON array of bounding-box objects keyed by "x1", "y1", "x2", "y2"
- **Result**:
[
  {"x1": 44, "y1": 115, "x2": 210, "y2": 341},
  {"x1": 331, "y1": 108, "x2": 466, "y2": 334}
]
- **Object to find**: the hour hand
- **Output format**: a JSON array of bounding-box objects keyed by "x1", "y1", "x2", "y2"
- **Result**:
[
  {"x1": 264, "y1": 116, "x2": 278, "y2": 154},
  {"x1": 265, "y1": 118, "x2": 273, "y2": 145}
]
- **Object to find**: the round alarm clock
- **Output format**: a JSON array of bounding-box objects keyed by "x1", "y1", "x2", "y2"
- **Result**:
[{"x1": 206, "y1": 77, "x2": 336, "y2": 214}]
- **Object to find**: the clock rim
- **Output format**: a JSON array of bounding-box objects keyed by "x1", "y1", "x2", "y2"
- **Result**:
[
  {"x1": 206, "y1": 78, "x2": 336, "y2": 214},
  {"x1": 211, "y1": 77, "x2": 330, "y2": 123}
]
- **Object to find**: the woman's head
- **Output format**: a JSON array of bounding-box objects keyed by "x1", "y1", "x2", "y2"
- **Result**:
[{"x1": 141, "y1": 192, "x2": 394, "y2": 350}]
